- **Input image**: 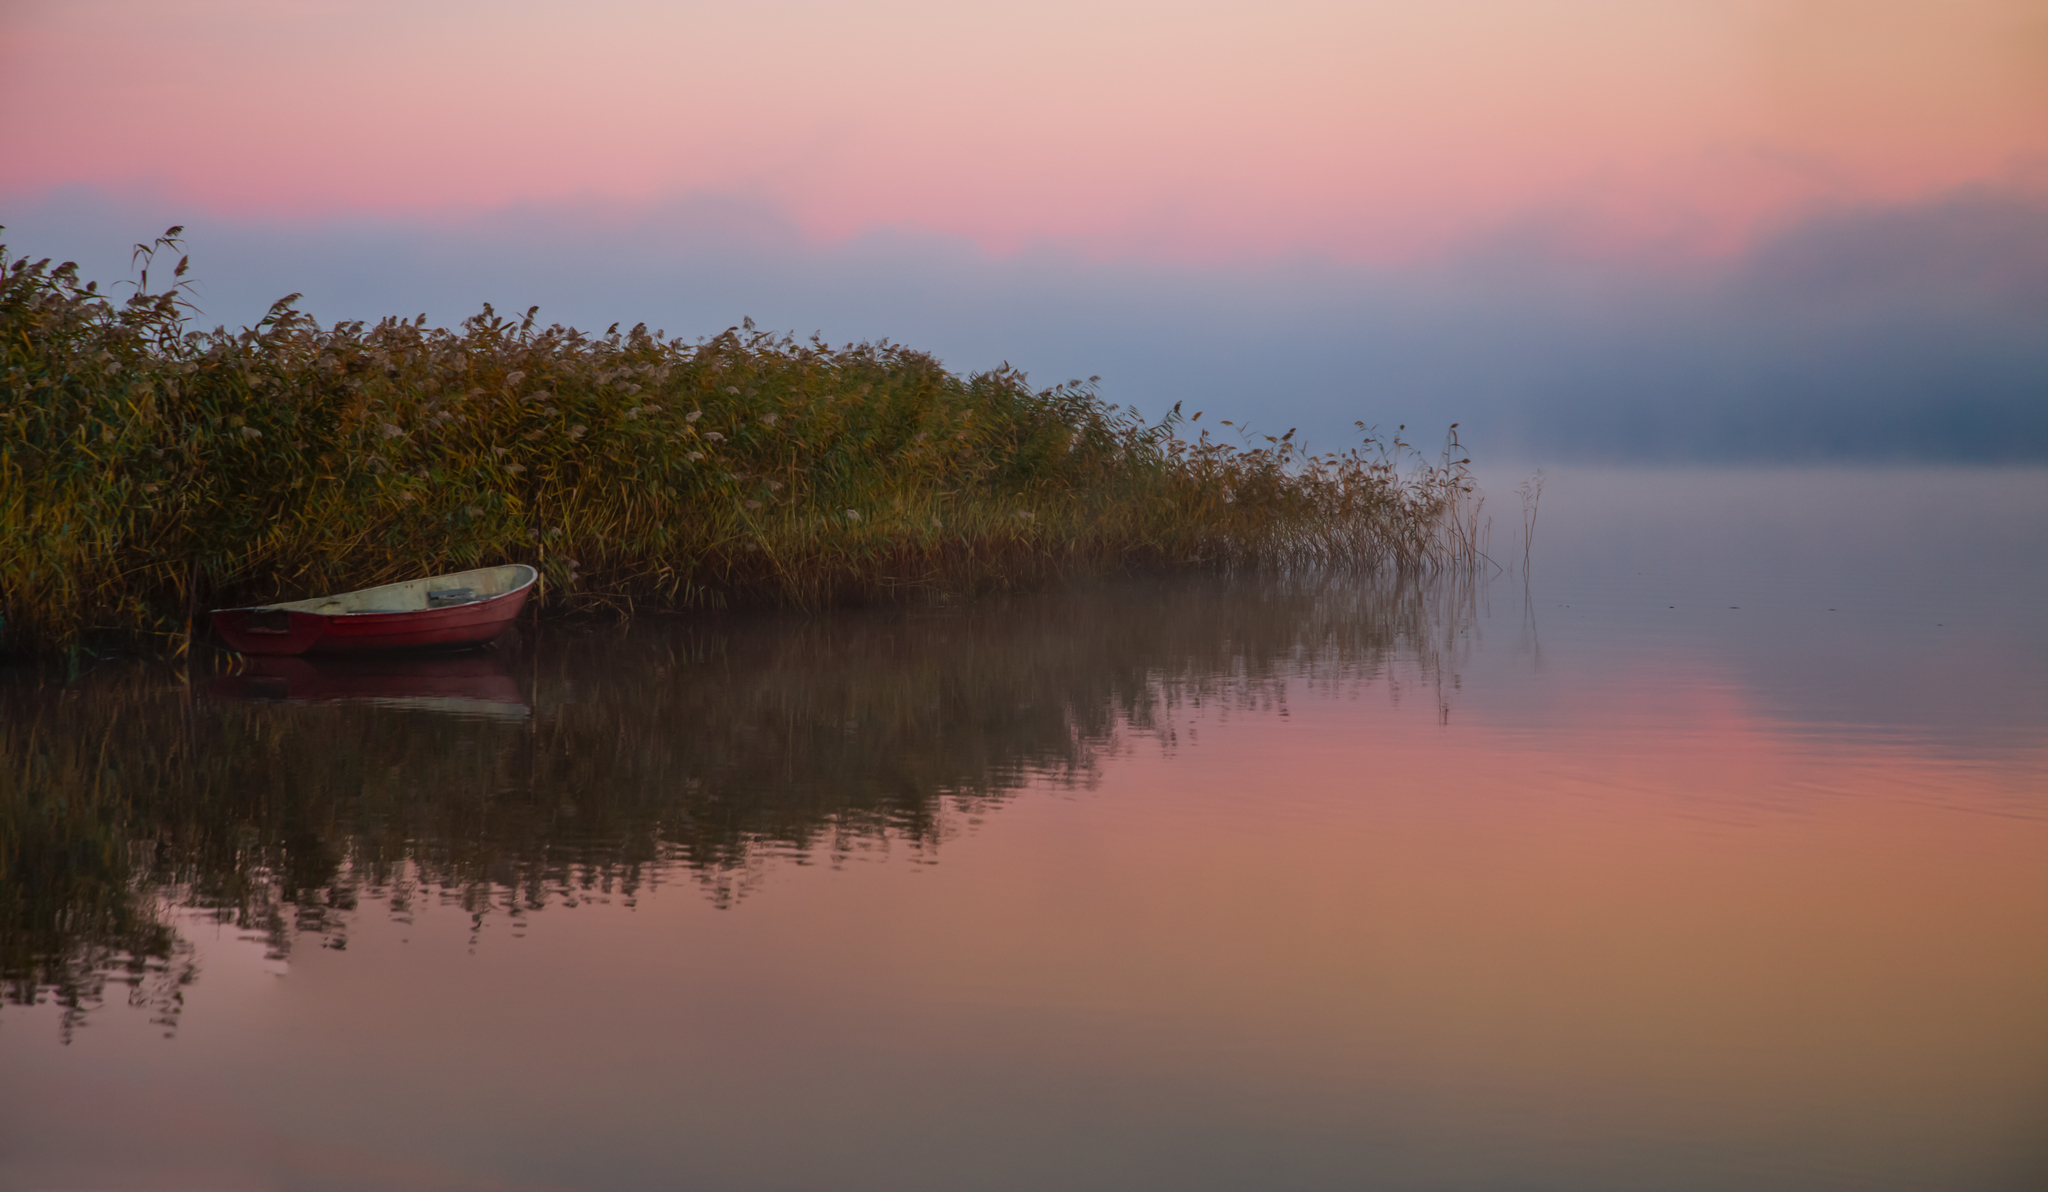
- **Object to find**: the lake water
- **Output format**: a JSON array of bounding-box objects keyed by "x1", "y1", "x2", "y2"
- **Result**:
[{"x1": 3, "y1": 467, "x2": 2045, "y2": 1192}]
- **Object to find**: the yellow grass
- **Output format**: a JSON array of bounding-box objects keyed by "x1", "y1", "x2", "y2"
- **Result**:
[{"x1": 2, "y1": 229, "x2": 1480, "y2": 653}]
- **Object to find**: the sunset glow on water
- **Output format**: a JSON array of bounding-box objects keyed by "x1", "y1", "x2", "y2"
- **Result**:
[
  {"x1": 2, "y1": 469, "x2": 2042, "y2": 1190},
  {"x1": 3, "y1": 0, "x2": 2045, "y2": 1182}
]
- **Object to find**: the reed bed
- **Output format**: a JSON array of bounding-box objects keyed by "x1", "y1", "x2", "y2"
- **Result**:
[{"x1": 2, "y1": 229, "x2": 1479, "y2": 652}]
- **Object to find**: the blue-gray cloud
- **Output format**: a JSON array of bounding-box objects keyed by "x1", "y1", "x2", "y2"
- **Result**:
[{"x1": 6, "y1": 186, "x2": 2043, "y2": 462}]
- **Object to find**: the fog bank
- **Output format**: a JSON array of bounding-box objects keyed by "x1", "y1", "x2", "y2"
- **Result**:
[{"x1": 6, "y1": 185, "x2": 2043, "y2": 462}]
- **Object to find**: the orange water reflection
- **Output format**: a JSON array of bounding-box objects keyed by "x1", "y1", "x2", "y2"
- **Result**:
[{"x1": 3, "y1": 621, "x2": 2041, "y2": 1190}]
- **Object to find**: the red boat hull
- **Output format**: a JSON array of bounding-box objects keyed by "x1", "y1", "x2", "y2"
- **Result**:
[{"x1": 211, "y1": 565, "x2": 537, "y2": 656}]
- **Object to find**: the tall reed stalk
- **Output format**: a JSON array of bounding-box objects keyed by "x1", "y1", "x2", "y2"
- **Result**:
[{"x1": 2, "y1": 229, "x2": 1480, "y2": 652}]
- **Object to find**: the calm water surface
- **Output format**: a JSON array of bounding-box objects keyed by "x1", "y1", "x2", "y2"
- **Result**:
[{"x1": 3, "y1": 467, "x2": 2045, "y2": 1191}]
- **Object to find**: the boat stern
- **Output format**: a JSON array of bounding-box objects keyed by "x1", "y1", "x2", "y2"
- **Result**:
[{"x1": 210, "y1": 607, "x2": 328, "y2": 656}]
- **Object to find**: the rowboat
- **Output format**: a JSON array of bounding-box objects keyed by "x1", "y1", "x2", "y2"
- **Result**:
[{"x1": 210, "y1": 564, "x2": 538, "y2": 656}]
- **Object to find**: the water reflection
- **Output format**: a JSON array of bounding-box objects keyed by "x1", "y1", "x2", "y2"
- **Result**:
[
  {"x1": 4, "y1": 469, "x2": 2046, "y2": 1190},
  {"x1": 211, "y1": 653, "x2": 530, "y2": 721},
  {"x1": 1, "y1": 573, "x2": 1469, "y2": 1031}
]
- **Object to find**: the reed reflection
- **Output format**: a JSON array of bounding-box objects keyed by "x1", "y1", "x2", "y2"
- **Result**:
[{"x1": 0, "y1": 572, "x2": 1471, "y2": 1034}]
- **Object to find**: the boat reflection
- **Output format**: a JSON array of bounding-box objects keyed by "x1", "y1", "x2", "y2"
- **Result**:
[{"x1": 210, "y1": 650, "x2": 530, "y2": 722}]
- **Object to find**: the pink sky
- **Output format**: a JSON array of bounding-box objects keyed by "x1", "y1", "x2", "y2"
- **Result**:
[{"x1": 4, "y1": 0, "x2": 2043, "y2": 262}]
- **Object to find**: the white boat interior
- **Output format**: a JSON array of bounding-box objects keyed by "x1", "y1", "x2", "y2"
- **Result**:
[{"x1": 264, "y1": 564, "x2": 538, "y2": 616}]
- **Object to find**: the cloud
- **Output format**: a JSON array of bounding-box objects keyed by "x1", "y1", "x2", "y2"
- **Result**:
[
  {"x1": 5, "y1": 184, "x2": 2044, "y2": 461},
  {"x1": 1509, "y1": 188, "x2": 2048, "y2": 460},
  {"x1": 7, "y1": 0, "x2": 2043, "y2": 260}
]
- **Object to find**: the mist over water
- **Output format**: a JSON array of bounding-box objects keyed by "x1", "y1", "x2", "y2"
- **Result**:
[
  {"x1": 3, "y1": 466, "x2": 2044, "y2": 1191},
  {"x1": 7, "y1": 185, "x2": 2045, "y2": 463},
  {"x1": 7, "y1": 0, "x2": 2042, "y2": 1181}
]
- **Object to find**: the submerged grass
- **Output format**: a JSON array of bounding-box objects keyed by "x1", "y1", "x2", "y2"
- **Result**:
[{"x1": 2, "y1": 229, "x2": 1480, "y2": 651}]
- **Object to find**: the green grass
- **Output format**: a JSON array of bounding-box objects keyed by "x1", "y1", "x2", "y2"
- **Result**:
[{"x1": 2, "y1": 228, "x2": 1480, "y2": 652}]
